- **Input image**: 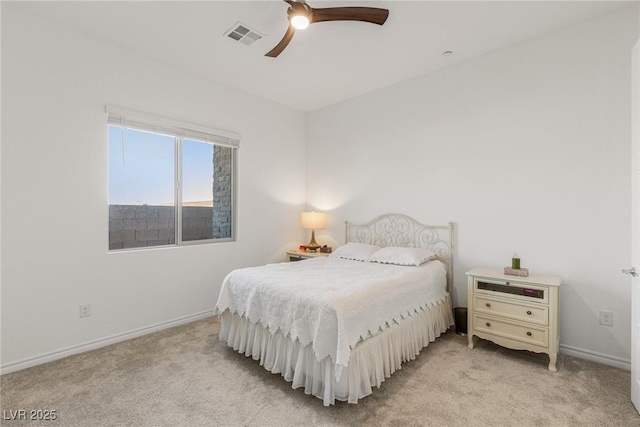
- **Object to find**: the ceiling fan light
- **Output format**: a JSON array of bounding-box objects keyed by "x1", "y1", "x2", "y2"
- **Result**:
[{"x1": 290, "y1": 14, "x2": 310, "y2": 30}]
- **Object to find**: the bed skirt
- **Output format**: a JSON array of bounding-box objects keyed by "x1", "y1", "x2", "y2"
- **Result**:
[{"x1": 218, "y1": 295, "x2": 454, "y2": 406}]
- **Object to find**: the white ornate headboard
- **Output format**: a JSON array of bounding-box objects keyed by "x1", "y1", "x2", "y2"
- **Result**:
[{"x1": 346, "y1": 214, "x2": 454, "y2": 291}]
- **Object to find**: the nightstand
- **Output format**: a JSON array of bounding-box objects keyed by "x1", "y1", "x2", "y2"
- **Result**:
[
  {"x1": 466, "y1": 268, "x2": 561, "y2": 372},
  {"x1": 286, "y1": 250, "x2": 330, "y2": 262}
]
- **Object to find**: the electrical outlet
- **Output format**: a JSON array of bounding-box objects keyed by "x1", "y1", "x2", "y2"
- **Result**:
[
  {"x1": 599, "y1": 309, "x2": 613, "y2": 326},
  {"x1": 79, "y1": 304, "x2": 91, "y2": 318}
]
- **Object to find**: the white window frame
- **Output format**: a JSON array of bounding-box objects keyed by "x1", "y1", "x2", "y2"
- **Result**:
[{"x1": 106, "y1": 106, "x2": 239, "y2": 250}]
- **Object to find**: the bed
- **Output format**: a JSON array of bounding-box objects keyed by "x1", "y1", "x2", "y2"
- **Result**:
[{"x1": 215, "y1": 213, "x2": 455, "y2": 405}]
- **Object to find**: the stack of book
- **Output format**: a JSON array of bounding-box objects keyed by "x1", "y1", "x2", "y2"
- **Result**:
[{"x1": 504, "y1": 267, "x2": 529, "y2": 277}]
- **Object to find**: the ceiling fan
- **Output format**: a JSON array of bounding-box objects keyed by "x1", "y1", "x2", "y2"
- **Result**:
[{"x1": 265, "y1": 0, "x2": 389, "y2": 58}]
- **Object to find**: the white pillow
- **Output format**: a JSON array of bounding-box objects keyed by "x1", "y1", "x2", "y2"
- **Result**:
[
  {"x1": 369, "y1": 247, "x2": 438, "y2": 266},
  {"x1": 329, "y1": 242, "x2": 381, "y2": 262}
]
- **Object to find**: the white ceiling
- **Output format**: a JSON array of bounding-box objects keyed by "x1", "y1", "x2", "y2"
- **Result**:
[{"x1": 11, "y1": 1, "x2": 630, "y2": 112}]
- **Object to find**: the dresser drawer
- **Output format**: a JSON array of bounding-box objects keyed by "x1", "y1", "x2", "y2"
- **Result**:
[
  {"x1": 473, "y1": 314, "x2": 548, "y2": 347},
  {"x1": 474, "y1": 278, "x2": 548, "y2": 304},
  {"x1": 473, "y1": 295, "x2": 548, "y2": 326}
]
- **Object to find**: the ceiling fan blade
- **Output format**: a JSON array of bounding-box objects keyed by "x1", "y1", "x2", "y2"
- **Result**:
[
  {"x1": 265, "y1": 25, "x2": 296, "y2": 57},
  {"x1": 311, "y1": 7, "x2": 389, "y2": 25}
]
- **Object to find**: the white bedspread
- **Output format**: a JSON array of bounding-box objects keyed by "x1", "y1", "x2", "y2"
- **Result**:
[{"x1": 214, "y1": 257, "x2": 447, "y2": 378}]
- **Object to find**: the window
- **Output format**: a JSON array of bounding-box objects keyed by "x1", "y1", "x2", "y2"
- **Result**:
[{"x1": 107, "y1": 107, "x2": 238, "y2": 251}]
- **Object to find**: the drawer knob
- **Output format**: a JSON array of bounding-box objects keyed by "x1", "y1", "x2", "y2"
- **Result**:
[
  {"x1": 486, "y1": 303, "x2": 491, "y2": 308},
  {"x1": 505, "y1": 282, "x2": 510, "y2": 285},
  {"x1": 526, "y1": 310, "x2": 532, "y2": 315},
  {"x1": 486, "y1": 322, "x2": 491, "y2": 327},
  {"x1": 526, "y1": 331, "x2": 532, "y2": 336}
]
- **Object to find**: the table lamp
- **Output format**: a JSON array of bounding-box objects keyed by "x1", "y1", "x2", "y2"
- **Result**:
[{"x1": 301, "y1": 211, "x2": 326, "y2": 252}]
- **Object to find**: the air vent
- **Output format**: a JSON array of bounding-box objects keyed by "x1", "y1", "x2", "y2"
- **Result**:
[{"x1": 224, "y1": 22, "x2": 263, "y2": 46}]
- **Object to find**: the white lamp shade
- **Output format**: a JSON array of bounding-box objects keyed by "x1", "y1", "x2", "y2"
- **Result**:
[{"x1": 301, "y1": 211, "x2": 326, "y2": 230}]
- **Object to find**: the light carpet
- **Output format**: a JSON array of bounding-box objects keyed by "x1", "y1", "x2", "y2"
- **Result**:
[{"x1": 1, "y1": 317, "x2": 638, "y2": 426}]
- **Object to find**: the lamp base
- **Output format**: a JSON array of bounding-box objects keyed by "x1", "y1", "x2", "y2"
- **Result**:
[{"x1": 307, "y1": 229, "x2": 321, "y2": 252}]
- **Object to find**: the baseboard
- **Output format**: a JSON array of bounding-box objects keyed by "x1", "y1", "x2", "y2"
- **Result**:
[
  {"x1": 2, "y1": 313, "x2": 631, "y2": 375},
  {"x1": 560, "y1": 343, "x2": 631, "y2": 371},
  {"x1": 0, "y1": 310, "x2": 216, "y2": 375}
]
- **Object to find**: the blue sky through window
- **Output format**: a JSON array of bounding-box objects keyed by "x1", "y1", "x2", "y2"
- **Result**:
[
  {"x1": 182, "y1": 139, "x2": 214, "y2": 205},
  {"x1": 108, "y1": 127, "x2": 214, "y2": 205}
]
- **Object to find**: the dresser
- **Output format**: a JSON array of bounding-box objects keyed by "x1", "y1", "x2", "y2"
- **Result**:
[{"x1": 466, "y1": 268, "x2": 561, "y2": 372}]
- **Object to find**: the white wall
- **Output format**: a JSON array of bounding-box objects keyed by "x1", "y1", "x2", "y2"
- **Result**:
[
  {"x1": 1, "y1": 5, "x2": 306, "y2": 370},
  {"x1": 307, "y1": 6, "x2": 639, "y2": 365}
]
